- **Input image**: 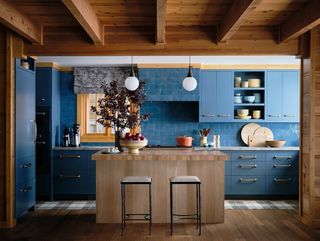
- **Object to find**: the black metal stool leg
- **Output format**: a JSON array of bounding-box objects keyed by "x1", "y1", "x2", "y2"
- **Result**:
[
  {"x1": 121, "y1": 183, "x2": 124, "y2": 236},
  {"x1": 170, "y1": 182, "x2": 173, "y2": 235},
  {"x1": 196, "y1": 183, "x2": 199, "y2": 229},
  {"x1": 198, "y1": 183, "x2": 201, "y2": 236},
  {"x1": 149, "y1": 183, "x2": 152, "y2": 235}
]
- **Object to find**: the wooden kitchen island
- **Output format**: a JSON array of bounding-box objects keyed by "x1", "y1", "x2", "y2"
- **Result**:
[{"x1": 92, "y1": 148, "x2": 229, "y2": 224}]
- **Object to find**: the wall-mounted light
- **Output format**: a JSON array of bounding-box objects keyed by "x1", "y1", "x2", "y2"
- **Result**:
[
  {"x1": 125, "y1": 56, "x2": 139, "y2": 91},
  {"x1": 182, "y1": 56, "x2": 197, "y2": 91}
]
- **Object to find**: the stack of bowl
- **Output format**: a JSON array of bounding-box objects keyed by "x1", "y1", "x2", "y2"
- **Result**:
[{"x1": 237, "y1": 109, "x2": 251, "y2": 119}]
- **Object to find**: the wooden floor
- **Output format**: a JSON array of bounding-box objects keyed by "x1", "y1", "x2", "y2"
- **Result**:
[{"x1": 1, "y1": 209, "x2": 320, "y2": 241}]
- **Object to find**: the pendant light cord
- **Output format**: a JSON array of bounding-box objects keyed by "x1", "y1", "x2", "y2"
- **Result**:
[
  {"x1": 187, "y1": 56, "x2": 193, "y2": 77},
  {"x1": 130, "y1": 56, "x2": 135, "y2": 77}
]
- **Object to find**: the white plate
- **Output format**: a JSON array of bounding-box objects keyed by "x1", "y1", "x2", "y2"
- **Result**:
[{"x1": 235, "y1": 116, "x2": 252, "y2": 119}]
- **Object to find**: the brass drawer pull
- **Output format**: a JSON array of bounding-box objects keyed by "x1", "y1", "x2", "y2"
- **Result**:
[
  {"x1": 19, "y1": 163, "x2": 32, "y2": 168},
  {"x1": 218, "y1": 114, "x2": 230, "y2": 118},
  {"x1": 273, "y1": 155, "x2": 292, "y2": 159},
  {"x1": 273, "y1": 164, "x2": 292, "y2": 168},
  {"x1": 239, "y1": 164, "x2": 257, "y2": 168},
  {"x1": 268, "y1": 115, "x2": 281, "y2": 117},
  {"x1": 59, "y1": 174, "x2": 81, "y2": 179},
  {"x1": 58, "y1": 155, "x2": 81, "y2": 159},
  {"x1": 239, "y1": 155, "x2": 257, "y2": 159},
  {"x1": 284, "y1": 114, "x2": 296, "y2": 117},
  {"x1": 36, "y1": 141, "x2": 46, "y2": 145},
  {"x1": 274, "y1": 178, "x2": 292, "y2": 183},
  {"x1": 20, "y1": 186, "x2": 32, "y2": 192},
  {"x1": 202, "y1": 114, "x2": 215, "y2": 117},
  {"x1": 239, "y1": 178, "x2": 257, "y2": 183}
]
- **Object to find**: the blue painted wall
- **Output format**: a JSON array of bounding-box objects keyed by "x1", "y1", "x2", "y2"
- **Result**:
[{"x1": 59, "y1": 69, "x2": 299, "y2": 147}]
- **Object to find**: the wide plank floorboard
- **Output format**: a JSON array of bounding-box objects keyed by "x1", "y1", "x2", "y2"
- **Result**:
[{"x1": 0, "y1": 209, "x2": 320, "y2": 241}]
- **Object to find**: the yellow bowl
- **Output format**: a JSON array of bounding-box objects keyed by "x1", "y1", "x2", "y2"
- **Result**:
[
  {"x1": 237, "y1": 109, "x2": 249, "y2": 117},
  {"x1": 120, "y1": 139, "x2": 148, "y2": 154}
]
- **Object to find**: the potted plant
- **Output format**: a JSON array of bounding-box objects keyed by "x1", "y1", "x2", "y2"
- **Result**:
[{"x1": 91, "y1": 80, "x2": 149, "y2": 151}]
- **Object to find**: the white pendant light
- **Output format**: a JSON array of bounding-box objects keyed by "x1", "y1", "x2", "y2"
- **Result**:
[
  {"x1": 183, "y1": 56, "x2": 197, "y2": 91},
  {"x1": 125, "y1": 56, "x2": 139, "y2": 91}
]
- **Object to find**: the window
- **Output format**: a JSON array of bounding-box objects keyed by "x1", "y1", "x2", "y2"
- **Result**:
[{"x1": 77, "y1": 94, "x2": 114, "y2": 142}]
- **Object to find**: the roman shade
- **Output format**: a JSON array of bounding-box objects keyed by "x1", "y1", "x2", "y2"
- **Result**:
[{"x1": 74, "y1": 67, "x2": 137, "y2": 94}]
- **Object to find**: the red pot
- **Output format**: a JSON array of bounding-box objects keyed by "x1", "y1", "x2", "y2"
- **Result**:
[{"x1": 176, "y1": 136, "x2": 193, "y2": 147}]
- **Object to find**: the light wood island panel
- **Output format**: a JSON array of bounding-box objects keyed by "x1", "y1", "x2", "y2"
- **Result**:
[{"x1": 92, "y1": 149, "x2": 229, "y2": 224}]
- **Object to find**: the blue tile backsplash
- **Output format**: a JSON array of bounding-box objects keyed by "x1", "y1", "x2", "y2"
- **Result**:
[{"x1": 59, "y1": 69, "x2": 299, "y2": 147}]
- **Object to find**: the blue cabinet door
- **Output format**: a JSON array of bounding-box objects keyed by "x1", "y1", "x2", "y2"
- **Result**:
[
  {"x1": 36, "y1": 67, "x2": 52, "y2": 106},
  {"x1": 200, "y1": 71, "x2": 217, "y2": 122},
  {"x1": 266, "y1": 71, "x2": 283, "y2": 121},
  {"x1": 216, "y1": 71, "x2": 233, "y2": 121},
  {"x1": 283, "y1": 71, "x2": 299, "y2": 122}
]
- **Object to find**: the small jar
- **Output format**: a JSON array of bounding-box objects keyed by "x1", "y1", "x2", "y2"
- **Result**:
[
  {"x1": 253, "y1": 110, "x2": 261, "y2": 119},
  {"x1": 21, "y1": 61, "x2": 29, "y2": 69},
  {"x1": 234, "y1": 93, "x2": 242, "y2": 104},
  {"x1": 234, "y1": 77, "x2": 241, "y2": 87},
  {"x1": 241, "y1": 81, "x2": 249, "y2": 88}
]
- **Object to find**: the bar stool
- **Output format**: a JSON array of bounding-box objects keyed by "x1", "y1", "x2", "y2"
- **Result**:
[
  {"x1": 121, "y1": 176, "x2": 152, "y2": 236},
  {"x1": 170, "y1": 176, "x2": 201, "y2": 235}
]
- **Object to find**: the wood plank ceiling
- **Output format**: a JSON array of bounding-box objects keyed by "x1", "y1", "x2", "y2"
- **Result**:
[{"x1": 2, "y1": 0, "x2": 319, "y2": 56}]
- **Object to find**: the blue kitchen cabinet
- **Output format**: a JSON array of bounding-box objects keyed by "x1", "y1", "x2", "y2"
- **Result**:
[
  {"x1": 15, "y1": 58, "x2": 36, "y2": 218},
  {"x1": 200, "y1": 70, "x2": 233, "y2": 122},
  {"x1": 36, "y1": 67, "x2": 60, "y2": 200},
  {"x1": 265, "y1": 70, "x2": 299, "y2": 122}
]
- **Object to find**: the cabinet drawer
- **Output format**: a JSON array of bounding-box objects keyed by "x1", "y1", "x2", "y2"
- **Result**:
[
  {"x1": 266, "y1": 175, "x2": 298, "y2": 195},
  {"x1": 16, "y1": 178, "x2": 35, "y2": 218},
  {"x1": 87, "y1": 151, "x2": 97, "y2": 173},
  {"x1": 89, "y1": 175, "x2": 96, "y2": 195},
  {"x1": 231, "y1": 176, "x2": 265, "y2": 195},
  {"x1": 16, "y1": 156, "x2": 35, "y2": 185},
  {"x1": 53, "y1": 171, "x2": 88, "y2": 194},
  {"x1": 54, "y1": 150, "x2": 87, "y2": 170},
  {"x1": 266, "y1": 151, "x2": 299, "y2": 175},
  {"x1": 266, "y1": 151, "x2": 298, "y2": 162},
  {"x1": 225, "y1": 161, "x2": 231, "y2": 175},
  {"x1": 225, "y1": 175, "x2": 231, "y2": 195},
  {"x1": 231, "y1": 151, "x2": 265, "y2": 162},
  {"x1": 232, "y1": 161, "x2": 265, "y2": 175}
]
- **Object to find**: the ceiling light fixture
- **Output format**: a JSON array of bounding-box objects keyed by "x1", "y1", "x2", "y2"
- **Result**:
[
  {"x1": 182, "y1": 56, "x2": 197, "y2": 91},
  {"x1": 125, "y1": 56, "x2": 139, "y2": 91}
]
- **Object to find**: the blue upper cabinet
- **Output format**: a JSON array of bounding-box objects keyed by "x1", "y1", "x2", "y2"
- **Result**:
[
  {"x1": 266, "y1": 70, "x2": 299, "y2": 122},
  {"x1": 200, "y1": 70, "x2": 233, "y2": 122}
]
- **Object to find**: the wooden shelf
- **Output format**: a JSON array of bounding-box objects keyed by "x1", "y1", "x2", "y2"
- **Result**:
[
  {"x1": 234, "y1": 103, "x2": 265, "y2": 106},
  {"x1": 234, "y1": 87, "x2": 265, "y2": 90}
]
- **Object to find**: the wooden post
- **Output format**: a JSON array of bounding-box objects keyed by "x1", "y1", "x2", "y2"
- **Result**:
[{"x1": 300, "y1": 26, "x2": 320, "y2": 228}]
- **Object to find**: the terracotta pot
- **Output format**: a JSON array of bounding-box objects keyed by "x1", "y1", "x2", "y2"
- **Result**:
[{"x1": 176, "y1": 136, "x2": 193, "y2": 147}]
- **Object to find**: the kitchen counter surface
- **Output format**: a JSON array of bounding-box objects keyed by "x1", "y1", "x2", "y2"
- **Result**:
[
  {"x1": 92, "y1": 148, "x2": 228, "y2": 161},
  {"x1": 54, "y1": 146, "x2": 299, "y2": 151}
]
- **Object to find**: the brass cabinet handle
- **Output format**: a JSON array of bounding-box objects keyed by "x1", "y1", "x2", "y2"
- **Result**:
[
  {"x1": 239, "y1": 178, "x2": 257, "y2": 183},
  {"x1": 239, "y1": 164, "x2": 257, "y2": 168},
  {"x1": 273, "y1": 155, "x2": 292, "y2": 159},
  {"x1": 268, "y1": 115, "x2": 281, "y2": 117},
  {"x1": 36, "y1": 141, "x2": 46, "y2": 145},
  {"x1": 202, "y1": 114, "x2": 215, "y2": 117},
  {"x1": 284, "y1": 114, "x2": 296, "y2": 117},
  {"x1": 273, "y1": 164, "x2": 292, "y2": 168},
  {"x1": 239, "y1": 155, "x2": 257, "y2": 159},
  {"x1": 58, "y1": 155, "x2": 81, "y2": 159},
  {"x1": 20, "y1": 186, "x2": 32, "y2": 192},
  {"x1": 59, "y1": 174, "x2": 81, "y2": 179},
  {"x1": 218, "y1": 114, "x2": 231, "y2": 118},
  {"x1": 36, "y1": 112, "x2": 46, "y2": 116},
  {"x1": 274, "y1": 178, "x2": 292, "y2": 183},
  {"x1": 19, "y1": 163, "x2": 32, "y2": 168}
]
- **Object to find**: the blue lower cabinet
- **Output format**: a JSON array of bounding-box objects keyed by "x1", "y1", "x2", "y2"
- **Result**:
[
  {"x1": 266, "y1": 151, "x2": 299, "y2": 176},
  {"x1": 53, "y1": 170, "x2": 89, "y2": 194},
  {"x1": 89, "y1": 176, "x2": 96, "y2": 195},
  {"x1": 225, "y1": 161, "x2": 231, "y2": 176},
  {"x1": 231, "y1": 176, "x2": 266, "y2": 195},
  {"x1": 16, "y1": 156, "x2": 35, "y2": 185},
  {"x1": 16, "y1": 178, "x2": 36, "y2": 218},
  {"x1": 232, "y1": 161, "x2": 265, "y2": 176},
  {"x1": 225, "y1": 176, "x2": 231, "y2": 195},
  {"x1": 266, "y1": 175, "x2": 298, "y2": 195}
]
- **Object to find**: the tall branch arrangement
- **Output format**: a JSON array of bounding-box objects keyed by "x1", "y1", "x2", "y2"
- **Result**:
[{"x1": 91, "y1": 80, "x2": 149, "y2": 131}]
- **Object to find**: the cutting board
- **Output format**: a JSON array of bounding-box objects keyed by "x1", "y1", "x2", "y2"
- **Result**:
[
  {"x1": 241, "y1": 123, "x2": 261, "y2": 145},
  {"x1": 248, "y1": 135, "x2": 267, "y2": 147},
  {"x1": 254, "y1": 127, "x2": 274, "y2": 140}
]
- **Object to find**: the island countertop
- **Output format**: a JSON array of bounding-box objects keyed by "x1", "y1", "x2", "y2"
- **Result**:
[
  {"x1": 92, "y1": 148, "x2": 229, "y2": 161},
  {"x1": 92, "y1": 148, "x2": 229, "y2": 224}
]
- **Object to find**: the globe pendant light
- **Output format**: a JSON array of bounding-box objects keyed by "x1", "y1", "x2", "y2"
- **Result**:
[
  {"x1": 183, "y1": 56, "x2": 197, "y2": 91},
  {"x1": 125, "y1": 56, "x2": 139, "y2": 91}
]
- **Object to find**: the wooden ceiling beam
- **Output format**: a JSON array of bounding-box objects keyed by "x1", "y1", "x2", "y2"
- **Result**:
[
  {"x1": 279, "y1": 0, "x2": 320, "y2": 43},
  {"x1": 0, "y1": 0, "x2": 42, "y2": 44},
  {"x1": 217, "y1": 0, "x2": 262, "y2": 43},
  {"x1": 156, "y1": 0, "x2": 167, "y2": 45},
  {"x1": 62, "y1": 0, "x2": 104, "y2": 45}
]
